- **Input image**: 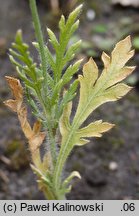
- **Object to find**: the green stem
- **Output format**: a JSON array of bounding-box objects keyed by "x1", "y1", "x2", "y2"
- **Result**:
[
  {"x1": 43, "y1": 186, "x2": 58, "y2": 200},
  {"x1": 29, "y1": 0, "x2": 48, "y2": 90},
  {"x1": 29, "y1": 0, "x2": 57, "y2": 168},
  {"x1": 36, "y1": 88, "x2": 57, "y2": 168},
  {"x1": 29, "y1": 0, "x2": 46, "y2": 77},
  {"x1": 43, "y1": 186, "x2": 66, "y2": 200},
  {"x1": 44, "y1": 118, "x2": 57, "y2": 167},
  {"x1": 53, "y1": 129, "x2": 76, "y2": 191}
]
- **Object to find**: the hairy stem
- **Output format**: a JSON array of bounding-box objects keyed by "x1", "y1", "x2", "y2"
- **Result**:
[
  {"x1": 36, "y1": 89, "x2": 57, "y2": 168},
  {"x1": 29, "y1": 0, "x2": 57, "y2": 169}
]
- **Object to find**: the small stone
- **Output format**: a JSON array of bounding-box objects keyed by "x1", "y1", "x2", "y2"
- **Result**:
[
  {"x1": 112, "y1": 0, "x2": 139, "y2": 7},
  {"x1": 0, "y1": 37, "x2": 6, "y2": 47},
  {"x1": 86, "y1": 9, "x2": 96, "y2": 21},
  {"x1": 0, "y1": 37, "x2": 7, "y2": 56},
  {"x1": 123, "y1": 196, "x2": 132, "y2": 200},
  {"x1": 109, "y1": 161, "x2": 118, "y2": 171}
]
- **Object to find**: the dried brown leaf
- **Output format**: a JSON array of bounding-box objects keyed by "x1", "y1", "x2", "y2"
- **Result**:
[{"x1": 4, "y1": 76, "x2": 46, "y2": 169}]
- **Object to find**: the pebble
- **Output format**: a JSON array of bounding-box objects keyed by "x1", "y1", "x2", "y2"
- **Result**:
[
  {"x1": 109, "y1": 161, "x2": 118, "y2": 171},
  {"x1": 112, "y1": 0, "x2": 139, "y2": 7},
  {"x1": 0, "y1": 37, "x2": 7, "y2": 56},
  {"x1": 86, "y1": 9, "x2": 96, "y2": 21}
]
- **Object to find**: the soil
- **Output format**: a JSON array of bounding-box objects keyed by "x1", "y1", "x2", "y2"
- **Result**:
[{"x1": 0, "y1": 0, "x2": 139, "y2": 200}]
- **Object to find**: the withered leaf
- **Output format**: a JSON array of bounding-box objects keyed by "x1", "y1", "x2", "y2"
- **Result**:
[{"x1": 4, "y1": 76, "x2": 46, "y2": 169}]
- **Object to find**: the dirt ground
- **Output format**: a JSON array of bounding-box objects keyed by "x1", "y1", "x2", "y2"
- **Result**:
[{"x1": 0, "y1": 0, "x2": 139, "y2": 200}]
